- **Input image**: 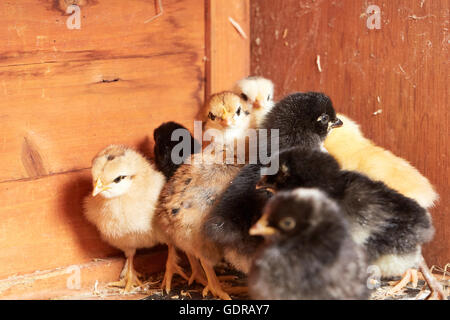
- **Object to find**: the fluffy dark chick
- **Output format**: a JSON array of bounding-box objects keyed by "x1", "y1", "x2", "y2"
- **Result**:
[
  {"x1": 248, "y1": 188, "x2": 370, "y2": 300},
  {"x1": 153, "y1": 121, "x2": 201, "y2": 179},
  {"x1": 262, "y1": 92, "x2": 342, "y2": 152},
  {"x1": 257, "y1": 147, "x2": 436, "y2": 287}
]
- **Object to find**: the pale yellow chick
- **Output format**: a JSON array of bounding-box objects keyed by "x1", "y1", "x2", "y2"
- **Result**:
[
  {"x1": 84, "y1": 145, "x2": 169, "y2": 292},
  {"x1": 233, "y1": 76, "x2": 275, "y2": 128},
  {"x1": 324, "y1": 114, "x2": 438, "y2": 209}
]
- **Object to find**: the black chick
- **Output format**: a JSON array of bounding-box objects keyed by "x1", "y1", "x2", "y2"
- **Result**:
[
  {"x1": 261, "y1": 91, "x2": 342, "y2": 153},
  {"x1": 248, "y1": 188, "x2": 370, "y2": 300},
  {"x1": 203, "y1": 164, "x2": 272, "y2": 273},
  {"x1": 203, "y1": 92, "x2": 343, "y2": 272},
  {"x1": 153, "y1": 122, "x2": 201, "y2": 179},
  {"x1": 257, "y1": 147, "x2": 444, "y2": 299}
]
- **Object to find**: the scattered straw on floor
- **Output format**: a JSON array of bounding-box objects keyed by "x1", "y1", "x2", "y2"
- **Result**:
[
  {"x1": 143, "y1": 262, "x2": 450, "y2": 300},
  {"x1": 55, "y1": 262, "x2": 450, "y2": 300}
]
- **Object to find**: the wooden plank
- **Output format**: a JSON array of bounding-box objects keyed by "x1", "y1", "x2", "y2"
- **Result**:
[
  {"x1": 0, "y1": 0, "x2": 205, "y2": 183},
  {"x1": 0, "y1": 0, "x2": 204, "y2": 66},
  {"x1": 0, "y1": 169, "x2": 116, "y2": 278},
  {"x1": 205, "y1": 0, "x2": 250, "y2": 96},
  {"x1": 0, "y1": 53, "x2": 204, "y2": 182},
  {"x1": 0, "y1": 250, "x2": 167, "y2": 299},
  {"x1": 251, "y1": 0, "x2": 449, "y2": 266}
]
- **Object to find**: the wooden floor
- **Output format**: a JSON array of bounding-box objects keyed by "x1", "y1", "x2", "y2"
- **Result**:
[{"x1": 2, "y1": 254, "x2": 448, "y2": 300}]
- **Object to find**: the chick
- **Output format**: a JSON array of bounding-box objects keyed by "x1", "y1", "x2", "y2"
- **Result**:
[
  {"x1": 248, "y1": 188, "x2": 370, "y2": 300},
  {"x1": 153, "y1": 121, "x2": 201, "y2": 179},
  {"x1": 256, "y1": 147, "x2": 446, "y2": 299},
  {"x1": 324, "y1": 114, "x2": 438, "y2": 209},
  {"x1": 153, "y1": 92, "x2": 251, "y2": 299},
  {"x1": 203, "y1": 92, "x2": 343, "y2": 273},
  {"x1": 233, "y1": 76, "x2": 275, "y2": 128},
  {"x1": 203, "y1": 164, "x2": 271, "y2": 274},
  {"x1": 83, "y1": 145, "x2": 183, "y2": 292},
  {"x1": 262, "y1": 92, "x2": 343, "y2": 153},
  {"x1": 203, "y1": 91, "x2": 251, "y2": 148}
]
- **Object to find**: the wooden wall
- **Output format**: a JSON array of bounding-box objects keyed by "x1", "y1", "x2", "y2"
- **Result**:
[
  {"x1": 206, "y1": 0, "x2": 250, "y2": 96},
  {"x1": 0, "y1": 0, "x2": 205, "y2": 280},
  {"x1": 251, "y1": 0, "x2": 449, "y2": 266}
]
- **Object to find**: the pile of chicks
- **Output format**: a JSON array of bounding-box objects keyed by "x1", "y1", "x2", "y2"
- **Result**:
[{"x1": 83, "y1": 76, "x2": 446, "y2": 300}]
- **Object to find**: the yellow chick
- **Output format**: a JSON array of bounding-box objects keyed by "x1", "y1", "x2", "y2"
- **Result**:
[
  {"x1": 233, "y1": 76, "x2": 275, "y2": 128},
  {"x1": 324, "y1": 114, "x2": 438, "y2": 209},
  {"x1": 83, "y1": 145, "x2": 185, "y2": 292}
]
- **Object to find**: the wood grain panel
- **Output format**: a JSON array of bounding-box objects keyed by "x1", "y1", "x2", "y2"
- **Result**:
[
  {"x1": 0, "y1": 250, "x2": 167, "y2": 299},
  {"x1": 206, "y1": 0, "x2": 250, "y2": 97},
  {"x1": 251, "y1": 0, "x2": 449, "y2": 265},
  {"x1": 0, "y1": 0, "x2": 204, "y2": 66},
  {"x1": 0, "y1": 169, "x2": 118, "y2": 278},
  {"x1": 0, "y1": 53, "x2": 203, "y2": 182}
]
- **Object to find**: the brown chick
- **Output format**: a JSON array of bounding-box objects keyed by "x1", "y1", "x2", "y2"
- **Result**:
[
  {"x1": 154, "y1": 92, "x2": 251, "y2": 300},
  {"x1": 83, "y1": 145, "x2": 183, "y2": 292},
  {"x1": 203, "y1": 91, "x2": 251, "y2": 149},
  {"x1": 324, "y1": 114, "x2": 438, "y2": 209}
]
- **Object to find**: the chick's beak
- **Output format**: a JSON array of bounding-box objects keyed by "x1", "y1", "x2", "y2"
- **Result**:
[
  {"x1": 255, "y1": 176, "x2": 276, "y2": 193},
  {"x1": 254, "y1": 94, "x2": 264, "y2": 109},
  {"x1": 222, "y1": 107, "x2": 229, "y2": 117},
  {"x1": 255, "y1": 175, "x2": 267, "y2": 190},
  {"x1": 249, "y1": 216, "x2": 277, "y2": 236},
  {"x1": 92, "y1": 178, "x2": 108, "y2": 197},
  {"x1": 331, "y1": 118, "x2": 343, "y2": 128}
]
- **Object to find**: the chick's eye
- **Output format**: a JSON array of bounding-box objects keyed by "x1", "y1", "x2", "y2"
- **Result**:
[
  {"x1": 240, "y1": 93, "x2": 248, "y2": 101},
  {"x1": 208, "y1": 112, "x2": 216, "y2": 121},
  {"x1": 279, "y1": 217, "x2": 296, "y2": 231},
  {"x1": 236, "y1": 106, "x2": 241, "y2": 116},
  {"x1": 317, "y1": 113, "x2": 329, "y2": 124},
  {"x1": 113, "y1": 176, "x2": 126, "y2": 183},
  {"x1": 267, "y1": 95, "x2": 271, "y2": 101}
]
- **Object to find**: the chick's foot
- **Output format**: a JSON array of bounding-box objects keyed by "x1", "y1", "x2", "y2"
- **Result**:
[
  {"x1": 419, "y1": 258, "x2": 447, "y2": 300},
  {"x1": 107, "y1": 256, "x2": 143, "y2": 293},
  {"x1": 200, "y1": 259, "x2": 231, "y2": 300},
  {"x1": 161, "y1": 245, "x2": 189, "y2": 294},
  {"x1": 222, "y1": 284, "x2": 248, "y2": 295},
  {"x1": 388, "y1": 268, "x2": 419, "y2": 295},
  {"x1": 187, "y1": 254, "x2": 207, "y2": 286}
]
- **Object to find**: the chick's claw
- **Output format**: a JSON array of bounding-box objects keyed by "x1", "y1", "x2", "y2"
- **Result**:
[
  {"x1": 202, "y1": 285, "x2": 232, "y2": 300},
  {"x1": 218, "y1": 275, "x2": 238, "y2": 281},
  {"x1": 200, "y1": 259, "x2": 232, "y2": 300},
  {"x1": 388, "y1": 268, "x2": 419, "y2": 295},
  {"x1": 187, "y1": 254, "x2": 207, "y2": 286},
  {"x1": 222, "y1": 285, "x2": 248, "y2": 295},
  {"x1": 107, "y1": 257, "x2": 143, "y2": 293}
]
